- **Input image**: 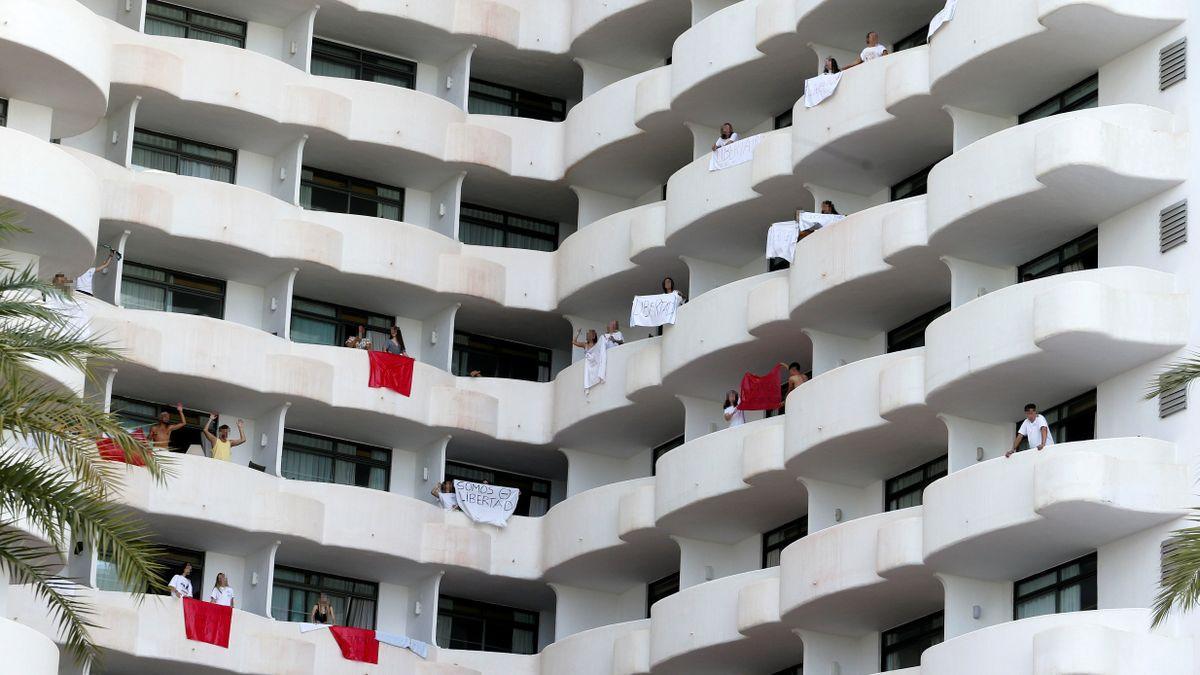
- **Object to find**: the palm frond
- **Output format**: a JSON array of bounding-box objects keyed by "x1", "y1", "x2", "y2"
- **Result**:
[
  {"x1": 1152, "y1": 515, "x2": 1200, "y2": 626},
  {"x1": 1145, "y1": 352, "x2": 1200, "y2": 400}
]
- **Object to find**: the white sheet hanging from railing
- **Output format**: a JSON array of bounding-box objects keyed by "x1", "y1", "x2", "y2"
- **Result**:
[
  {"x1": 766, "y1": 221, "x2": 802, "y2": 262},
  {"x1": 928, "y1": 0, "x2": 957, "y2": 39},
  {"x1": 804, "y1": 72, "x2": 843, "y2": 108},
  {"x1": 708, "y1": 134, "x2": 763, "y2": 171},
  {"x1": 630, "y1": 292, "x2": 684, "y2": 327}
]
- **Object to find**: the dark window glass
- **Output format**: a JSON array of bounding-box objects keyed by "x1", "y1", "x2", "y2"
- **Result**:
[
  {"x1": 281, "y1": 429, "x2": 390, "y2": 492},
  {"x1": 290, "y1": 296, "x2": 393, "y2": 347},
  {"x1": 437, "y1": 596, "x2": 539, "y2": 654},
  {"x1": 98, "y1": 543, "x2": 204, "y2": 595},
  {"x1": 272, "y1": 566, "x2": 378, "y2": 629},
  {"x1": 311, "y1": 38, "x2": 416, "y2": 89},
  {"x1": 893, "y1": 25, "x2": 928, "y2": 53},
  {"x1": 1014, "y1": 552, "x2": 1097, "y2": 619},
  {"x1": 762, "y1": 516, "x2": 808, "y2": 568},
  {"x1": 132, "y1": 128, "x2": 237, "y2": 183},
  {"x1": 1015, "y1": 390, "x2": 1096, "y2": 452},
  {"x1": 120, "y1": 261, "x2": 225, "y2": 319},
  {"x1": 459, "y1": 202, "x2": 560, "y2": 252},
  {"x1": 445, "y1": 461, "x2": 552, "y2": 517},
  {"x1": 110, "y1": 395, "x2": 207, "y2": 452},
  {"x1": 885, "y1": 455, "x2": 948, "y2": 511},
  {"x1": 771, "y1": 667, "x2": 803, "y2": 675},
  {"x1": 886, "y1": 302, "x2": 950, "y2": 352},
  {"x1": 468, "y1": 78, "x2": 566, "y2": 122},
  {"x1": 1018, "y1": 74, "x2": 1099, "y2": 125},
  {"x1": 1017, "y1": 229, "x2": 1098, "y2": 282},
  {"x1": 452, "y1": 331, "x2": 552, "y2": 383},
  {"x1": 651, "y1": 435, "x2": 685, "y2": 476},
  {"x1": 890, "y1": 162, "x2": 937, "y2": 201},
  {"x1": 881, "y1": 611, "x2": 943, "y2": 671},
  {"x1": 145, "y1": 0, "x2": 246, "y2": 47},
  {"x1": 0, "y1": 98, "x2": 7, "y2": 127},
  {"x1": 646, "y1": 572, "x2": 679, "y2": 616},
  {"x1": 300, "y1": 166, "x2": 405, "y2": 221},
  {"x1": 774, "y1": 109, "x2": 793, "y2": 129}
]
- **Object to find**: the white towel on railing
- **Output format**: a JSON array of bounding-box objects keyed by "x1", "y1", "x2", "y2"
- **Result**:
[
  {"x1": 708, "y1": 134, "x2": 763, "y2": 171},
  {"x1": 298, "y1": 623, "x2": 330, "y2": 633},
  {"x1": 766, "y1": 221, "x2": 802, "y2": 262},
  {"x1": 376, "y1": 631, "x2": 430, "y2": 658},
  {"x1": 928, "y1": 0, "x2": 958, "y2": 39},
  {"x1": 804, "y1": 72, "x2": 843, "y2": 108}
]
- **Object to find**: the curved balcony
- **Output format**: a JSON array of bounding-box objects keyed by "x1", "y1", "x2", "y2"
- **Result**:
[
  {"x1": 758, "y1": 0, "x2": 946, "y2": 56},
  {"x1": 921, "y1": 609, "x2": 1192, "y2": 675},
  {"x1": 570, "y1": 0, "x2": 688, "y2": 69},
  {"x1": 0, "y1": 617, "x2": 57, "y2": 675},
  {"x1": 779, "y1": 509, "x2": 941, "y2": 635},
  {"x1": 0, "y1": 129, "x2": 99, "y2": 275},
  {"x1": 655, "y1": 417, "x2": 807, "y2": 544},
  {"x1": 0, "y1": 0, "x2": 110, "y2": 137},
  {"x1": 785, "y1": 350, "x2": 942, "y2": 486},
  {"x1": 793, "y1": 46, "x2": 951, "y2": 196},
  {"x1": 540, "y1": 619, "x2": 651, "y2": 675},
  {"x1": 650, "y1": 568, "x2": 803, "y2": 675},
  {"x1": 922, "y1": 437, "x2": 1188, "y2": 581},
  {"x1": 542, "y1": 478, "x2": 676, "y2": 590},
  {"x1": 926, "y1": 105, "x2": 1187, "y2": 266},
  {"x1": 789, "y1": 197, "x2": 947, "y2": 338},
  {"x1": 924, "y1": 267, "x2": 1188, "y2": 420},
  {"x1": 930, "y1": 0, "x2": 1186, "y2": 115}
]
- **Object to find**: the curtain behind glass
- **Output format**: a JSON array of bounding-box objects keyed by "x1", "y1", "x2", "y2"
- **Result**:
[
  {"x1": 1015, "y1": 593, "x2": 1056, "y2": 619},
  {"x1": 468, "y1": 96, "x2": 514, "y2": 116},
  {"x1": 179, "y1": 158, "x2": 233, "y2": 183},
  {"x1": 511, "y1": 628, "x2": 535, "y2": 654},
  {"x1": 282, "y1": 448, "x2": 332, "y2": 483},
  {"x1": 312, "y1": 57, "x2": 357, "y2": 80},
  {"x1": 346, "y1": 598, "x2": 376, "y2": 629},
  {"x1": 144, "y1": 17, "x2": 188, "y2": 38},
  {"x1": 132, "y1": 146, "x2": 178, "y2": 173},
  {"x1": 121, "y1": 280, "x2": 167, "y2": 311},
  {"x1": 459, "y1": 221, "x2": 506, "y2": 247},
  {"x1": 291, "y1": 316, "x2": 338, "y2": 345}
]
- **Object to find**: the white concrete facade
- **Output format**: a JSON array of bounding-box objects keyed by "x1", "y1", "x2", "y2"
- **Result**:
[{"x1": 3, "y1": 0, "x2": 1200, "y2": 673}]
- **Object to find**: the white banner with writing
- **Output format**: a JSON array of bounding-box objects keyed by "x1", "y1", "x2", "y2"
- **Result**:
[
  {"x1": 804, "y1": 72, "x2": 843, "y2": 108},
  {"x1": 708, "y1": 134, "x2": 763, "y2": 171},
  {"x1": 453, "y1": 480, "x2": 520, "y2": 527},
  {"x1": 800, "y1": 212, "x2": 846, "y2": 231},
  {"x1": 629, "y1": 292, "x2": 684, "y2": 327},
  {"x1": 928, "y1": 0, "x2": 957, "y2": 39},
  {"x1": 766, "y1": 221, "x2": 801, "y2": 262}
]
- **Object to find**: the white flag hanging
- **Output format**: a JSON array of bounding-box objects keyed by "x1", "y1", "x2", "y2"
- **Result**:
[
  {"x1": 766, "y1": 221, "x2": 802, "y2": 262},
  {"x1": 708, "y1": 135, "x2": 763, "y2": 171},
  {"x1": 804, "y1": 72, "x2": 843, "y2": 108},
  {"x1": 453, "y1": 480, "x2": 520, "y2": 527},
  {"x1": 629, "y1": 292, "x2": 684, "y2": 327},
  {"x1": 928, "y1": 0, "x2": 957, "y2": 39}
]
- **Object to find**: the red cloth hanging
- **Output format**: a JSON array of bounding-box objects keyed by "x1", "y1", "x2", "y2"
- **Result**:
[
  {"x1": 182, "y1": 597, "x2": 232, "y2": 648},
  {"x1": 738, "y1": 364, "x2": 784, "y2": 411},
  {"x1": 96, "y1": 428, "x2": 148, "y2": 466},
  {"x1": 368, "y1": 351, "x2": 414, "y2": 397},
  {"x1": 330, "y1": 625, "x2": 380, "y2": 664}
]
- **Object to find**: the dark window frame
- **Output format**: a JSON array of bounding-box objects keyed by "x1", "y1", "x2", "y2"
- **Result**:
[
  {"x1": 1013, "y1": 552, "x2": 1098, "y2": 619},
  {"x1": 890, "y1": 162, "x2": 937, "y2": 201},
  {"x1": 0, "y1": 98, "x2": 7, "y2": 127},
  {"x1": 98, "y1": 543, "x2": 204, "y2": 596},
  {"x1": 145, "y1": 0, "x2": 247, "y2": 48},
  {"x1": 1015, "y1": 389, "x2": 1096, "y2": 452},
  {"x1": 774, "y1": 108, "x2": 793, "y2": 129},
  {"x1": 310, "y1": 37, "x2": 417, "y2": 89},
  {"x1": 272, "y1": 565, "x2": 379, "y2": 629},
  {"x1": 132, "y1": 127, "x2": 238, "y2": 184},
  {"x1": 468, "y1": 78, "x2": 566, "y2": 122},
  {"x1": 646, "y1": 571, "x2": 679, "y2": 616},
  {"x1": 300, "y1": 165, "x2": 405, "y2": 221},
  {"x1": 881, "y1": 610, "x2": 944, "y2": 671},
  {"x1": 281, "y1": 428, "x2": 392, "y2": 492},
  {"x1": 437, "y1": 595, "x2": 540, "y2": 654},
  {"x1": 1018, "y1": 74, "x2": 1099, "y2": 125},
  {"x1": 459, "y1": 202, "x2": 561, "y2": 252},
  {"x1": 762, "y1": 516, "x2": 808, "y2": 568},
  {"x1": 289, "y1": 296, "x2": 394, "y2": 347},
  {"x1": 886, "y1": 302, "x2": 950, "y2": 353},
  {"x1": 445, "y1": 460, "x2": 552, "y2": 517},
  {"x1": 651, "y1": 435, "x2": 685, "y2": 476},
  {"x1": 893, "y1": 24, "x2": 928, "y2": 53},
  {"x1": 451, "y1": 330, "x2": 553, "y2": 383},
  {"x1": 120, "y1": 260, "x2": 226, "y2": 319},
  {"x1": 1017, "y1": 229, "x2": 1098, "y2": 282},
  {"x1": 884, "y1": 455, "x2": 948, "y2": 511}
]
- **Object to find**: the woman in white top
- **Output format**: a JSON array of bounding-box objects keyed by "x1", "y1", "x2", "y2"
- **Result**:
[
  {"x1": 712, "y1": 122, "x2": 739, "y2": 151},
  {"x1": 168, "y1": 562, "x2": 194, "y2": 599},
  {"x1": 723, "y1": 390, "x2": 745, "y2": 428},
  {"x1": 209, "y1": 572, "x2": 236, "y2": 608},
  {"x1": 572, "y1": 329, "x2": 608, "y2": 389},
  {"x1": 848, "y1": 31, "x2": 888, "y2": 68}
]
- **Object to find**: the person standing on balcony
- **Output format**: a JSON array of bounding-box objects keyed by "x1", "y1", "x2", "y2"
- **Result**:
[
  {"x1": 201, "y1": 413, "x2": 245, "y2": 462},
  {"x1": 149, "y1": 403, "x2": 188, "y2": 451},
  {"x1": 310, "y1": 594, "x2": 336, "y2": 625},
  {"x1": 603, "y1": 320, "x2": 625, "y2": 348},
  {"x1": 723, "y1": 390, "x2": 746, "y2": 428},
  {"x1": 432, "y1": 479, "x2": 459, "y2": 510},
  {"x1": 345, "y1": 324, "x2": 372, "y2": 350},
  {"x1": 209, "y1": 572, "x2": 236, "y2": 608},
  {"x1": 384, "y1": 325, "x2": 407, "y2": 355},
  {"x1": 572, "y1": 328, "x2": 608, "y2": 390},
  {"x1": 168, "y1": 563, "x2": 194, "y2": 599},
  {"x1": 73, "y1": 249, "x2": 116, "y2": 297},
  {"x1": 1005, "y1": 403, "x2": 1054, "y2": 458},
  {"x1": 798, "y1": 201, "x2": 841, "y2": 243},
  {"x1": 656, "y1": 277, "x2": 687, "y2": 337},
  {"x1": 848, "y1": 31, "x2": 888, "y2": 68},
  {"x1": 712, "y1": 122, "x2": 739, "y2": 151},
  {"x1": 823, "y1": 57, "x2": 841, "y2": 74}
]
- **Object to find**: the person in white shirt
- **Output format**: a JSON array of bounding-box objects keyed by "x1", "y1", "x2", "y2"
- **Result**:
[
  {"x1": 848, "y1": 31, "x2": 888, "y2": 68},
  {"x1": 603, "y1": 320, "x2": 624, "y2": 348},
  {"x1": 208, "y1": 572, "x2": 236, "y2": 608},
  {"x1": 712, "y1": 122, "x2": 739, "y2": 151},
  {"x1": 723, "y1": 389, "x2": 745, "y2": 428},
  {"x1": 168, "y1": 563, "x2": 194, "y2": 599},
  {"x1": 74, "y1": 249, "x2": 116, "y2": 296},
  {"x1": 1006, "y1": 403, "x2": 1055, "y2": 458}
]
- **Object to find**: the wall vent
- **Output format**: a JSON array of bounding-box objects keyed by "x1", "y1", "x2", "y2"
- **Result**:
[
  {"x1": 1160, "y1": 38, "x2": 1186, "y2": 90},
  {"x1": 1159, "y1": 384, "x2": 1187, "y2": 418},
  {"x1": 1160, "y1": 200, "x2": 1187, "y2": 253}
]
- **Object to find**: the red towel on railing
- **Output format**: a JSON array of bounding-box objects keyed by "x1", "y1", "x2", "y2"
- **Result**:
[
  {"x1": 368, "y1": 351, "x2": 414, "y2": 397},
  {"x1": 183, "y1": 597, "x2": 232, "y2": 647},
  {"x1": 738, "y1": 364, "x2": 784, "y2": 411},
  {"x1": 96, "y1": 428, "x2": 148, "y2": 465},
  {"x1": 330, "y1": 625, "x2": 379, "y2": 664}
]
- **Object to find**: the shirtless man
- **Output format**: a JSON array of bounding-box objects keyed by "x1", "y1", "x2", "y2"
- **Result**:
[
  {"x1": 775, "y1": 362, "x2": 809, "y2": 413},
  {"x1": 148, "y1": 403, "x2": 187, "y2": 451}
]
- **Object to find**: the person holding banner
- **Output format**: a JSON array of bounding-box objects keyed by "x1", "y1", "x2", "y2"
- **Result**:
[
  {"x1": 712, "y1": 122, "x2": 739, "y2": 151},
  {"x1": 798, "y1": 201, "x2": 842, "y2": 242},
  {"x1": 723, "y1": 390, "x2": 746, "y2": 428},
  {"x1": 654, "y1": 277, "x2": 687, "y2": 336},
  {"x1": 847, "y1": 31, "x2": 888, "y2": 68},
  {"x1": 431, "y1": 480, "x2": 459, "y2": 510}
]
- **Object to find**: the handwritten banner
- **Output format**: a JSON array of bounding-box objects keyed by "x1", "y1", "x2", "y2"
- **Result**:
[
  {"x1": 766, "y1": 221, "x2": 802, "y2": 262},
  {"x1": 629, "y1": 292, "x2": 683, "y2": 328},
  {"x1": 800, "y1": 212, "x2": 846, "y2": 231},
  {"x1": 928, "y1": 0, "x2": 957, "y2": 39},
  {"x1": 804, "y1": 72, "x2": 843, "y2": 108},
  {"x1": 453, "y1": 480, "x2": 520, "y2": 527},
  {"x1": 708, "y1": 135, "x2": 763, "y2": 171}
]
